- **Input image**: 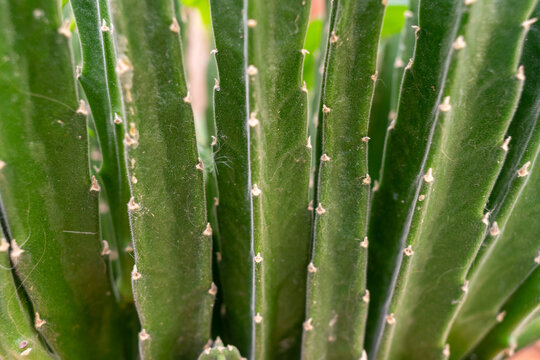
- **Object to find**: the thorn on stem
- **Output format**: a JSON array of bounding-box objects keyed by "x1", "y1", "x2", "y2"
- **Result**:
[
  {"x1": 203, "y1": 223, "x2": 213, "y2": 236},
  {"x1": 361, "y1": 350, "x2": 368, "y2": 360},
  {"x1": 362, "y1": 289, "x2": 370, "y2": 303},
  {"x1": 405, "y1": 58, "x2": 413, "y2": 70},
  {"x1": 58, "y1": 20, "x2": 71, "y2": 38},
  {"x1": 132, "y1": 265, "x2": 142, "y2": 280},
  {"x1": 388, "y1": 119, "x2": 396, "y2": 131},
  {"x1": 169, "y1": 17, "x2": 180, "y2": 33},
  {"x1": 330, "y1": 31, "x2": 338, "y2": 43},
  {"x1": 461, "y1": 280, "x2": 469, "y2": 293},
  {"x1": 128, "y1": 197, "x2": 140, "y2": 211},
  {"x1": 489, "y1": 222, "x2": 500, "y2": 236},
  {"x1": 76, "y1": 100, "x2": 88, "y2": 116},
  {"x1": 385, "y1": 313, "x2": 395, "y2": 325},
  {"x1": 363, "y1": 174, "x2": 371, "y2": 185},
  {"x1": 453, "y1": 36, "x2": 466, "y2": 50},
  {"x1": 439, "y1": 96, "x2": 452, "y2": 112},
  {"x1": 403, "y1": 245, "x2": 414, "y2": 256},
  {"x1": 360, "y1": 237, "x2": 369, "y2": 248},
  {"x1": 247, "y1": 65, "x2": 258, "y2": 76},
  {"x1": 517, "y1": 161, "x2": 531, "y2": 177},
  {"x1": 101, "y1": 19, "x2": 110, "y2": 32},
  {"x1": 329, "y1": 314, "x2": 338, "y2": 327},
  {"x1": 249, "y1": 112, "x2": 259, "y2": 127},
  {"x1": 101, "y1": 240, "x2": 111, "y2": 256},
  {"x1": 124, "y1": 133, "x2": 138, "y2": 148},
  {"x1": 501, "y1": 136, "x2": 511, "y2": 152},
  {"x1": 196, "y1": 158, "x2": 204, "y2": 171},
  {"x1": 516, "y1": 65, "x2": 526, "y2": 81},
  {"x1": 303, "y1": 318, "x2": 313, "y2": 331},
  {"x1": 10, "y1": 239, "x2": 24, "y2": 263},
  {"x1": 316, "y1": 203, "x2": 326, "y2": 215},
  {"x1": 90, "y1": 176, "x2": 100, "y2": 192},
  {"x1": 0, "y1": 237, "x2": 8, "y2": 252},
  {"x1": 423, "y1": 168, "x2": 434, "y2": 183},
  {"x1": 114, "y1": 113, "x2": 122, "y2": 124},
  {"x1": 35, "y1": 312, "x2": 46, "y2": 329},
  {"x1": 208, "y1": 282, "x2": 218, "y2": 296},
  {"x1": 183, "y1": 91, "x2": 191, "y2": 104},
  {"x1": 251, "y1": 184, "x2": 262, "y2": 197},
  {"x1": 442, "y1": 344, "x2": 450, "y2": 358},
  {"x1": 522, "y1": 18, "x2": 538, "y2": 31},
  {"x1": 139, "y1": 329, "x2": 150, "y2": 341},
  {"x1": 481, "y1": 212, "x2": 491, "y2": 226}
]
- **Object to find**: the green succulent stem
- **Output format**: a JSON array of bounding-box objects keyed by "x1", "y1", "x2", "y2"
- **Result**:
[
  {"x1": 302, "y1": 0, "x2": 385, "y2": 359},
  {"x1": 0, "y1": 1, "x2": 124, "y2": 358},
  {"x1": 112, "y1": 0, "x2": 213, "y2": 357}
]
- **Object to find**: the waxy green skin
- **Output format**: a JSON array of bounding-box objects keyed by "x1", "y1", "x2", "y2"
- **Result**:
[
  {"x1": 466, "y1": 267, "x2": 540, "y2": 360},
  {"x1": 197, "y1": 338, "x2": 244, "y2": 360},
  {"x1": 302, "y1": 0, "x2": 384, "y2": 359},
  {"x1": 248, "y1": 1, "x2": 312, "y2": 358},
  {"x1": 210, "y1": 0, "x2": 312, "y2": 358},
  {"x1": 113, "y1": 0, "x2": 213, "y2": 358},
  {"x1": 366, "y1": 0, "x2": 463, "y2": 356},
  {"x1": 71, "y1": 0, "x2": 134, "y2": 303},
  {"x1": 448, "y1": 5, "x2": 540, "y2": 357},
  {"x1": 368, "y1": 2, "x2": 417, "y2": 185},
  {"x1": 516, "y1": 311, "x2": 540, "y2": 350},
  {"x1": 0, "y1": 239, "x2": 53, "y2": 360},
  {"x1": 208, "y1": 0, "x2": 252, "y2": 353},
  {"x1": 0, "y1": 1, "x2": 123, "y2": 358},
  {"x1": 368, "y1": 34, "x2": 399, "y2": 184},
  {"x1": 380, "y1": 1, "x2": 537, "y2": 359}
]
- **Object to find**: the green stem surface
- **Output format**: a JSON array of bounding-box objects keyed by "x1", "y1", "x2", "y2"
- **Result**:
[
  {"x1": 302, "y1": 1, "x2": 385, "y2": 359},
  {"x1": 113, "y1": 0, "x2": 213, "y2": 358},
  {"x1": 379, "y1": 1, "x2": 537, "y2": 359},
  {"x1": 0, "y1": 1, "x2": 124, "y2": 358},
  {"x1": 209, "y1": 0, "x2": 312, "y2": 358}
]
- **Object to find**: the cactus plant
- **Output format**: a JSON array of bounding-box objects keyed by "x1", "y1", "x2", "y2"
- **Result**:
[{"x1": 0, "y1": 0, "x2": 538, "y2": 359}]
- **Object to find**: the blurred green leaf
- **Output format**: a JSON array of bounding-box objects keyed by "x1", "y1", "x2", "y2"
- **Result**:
[
  {"x1": 303, "y1": 18, "x2": 324, "y2": 90},
  {"x1": 381, "y1": 5, "x2": 408, "y2": 38},
  {"x1": 181, "y1": 0, "x2": 211, "y2": 27}
]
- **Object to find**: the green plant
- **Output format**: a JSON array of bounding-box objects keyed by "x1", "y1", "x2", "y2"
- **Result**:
[{"x1": 0, "y1": 0, "x2": 538, "y2": 359}]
